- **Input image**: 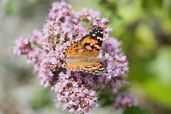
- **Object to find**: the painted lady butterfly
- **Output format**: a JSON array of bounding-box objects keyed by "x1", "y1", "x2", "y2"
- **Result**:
[{"x1": 63, "y1": 26, "x2": 105, "y2": 75}]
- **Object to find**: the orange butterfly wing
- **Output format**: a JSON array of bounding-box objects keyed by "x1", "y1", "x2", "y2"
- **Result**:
[{"x1": 63, "y1": 26, "x2": 104, "y2": 75}]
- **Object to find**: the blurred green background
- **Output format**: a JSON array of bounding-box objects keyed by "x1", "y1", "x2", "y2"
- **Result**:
[{"x1": 0, "y1": 0, "x2": 170, "y2": 114}]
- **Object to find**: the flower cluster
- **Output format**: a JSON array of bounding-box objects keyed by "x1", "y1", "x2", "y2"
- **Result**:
[
  {"x1": 13, "y1": 1, "x2": 137, "y2": 113},
  {"x1": 113, "y1": 92, "x2": 138, "y2": 109}
]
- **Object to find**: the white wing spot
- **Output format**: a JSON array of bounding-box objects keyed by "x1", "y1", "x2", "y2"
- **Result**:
[{"x1": 97, "y1": 37, "x2": 102, "y2": 40}]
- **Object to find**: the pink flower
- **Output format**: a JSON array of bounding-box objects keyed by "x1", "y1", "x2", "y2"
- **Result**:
[
  {"x1": 52, "y1": 71, "x2": 97, "y2": 113},
  {"x1": 30, "y1": 29, "x2": 43, "y2": 45},
  {"x1": 113, "y1": 92, "x2": 138, "y2": 109},
  {"x1": 13, "y1": 36, "x2": 31, "y2": 55},
  {"x1": 13, "y1": 1, "x2": 136, "y2": 113}
]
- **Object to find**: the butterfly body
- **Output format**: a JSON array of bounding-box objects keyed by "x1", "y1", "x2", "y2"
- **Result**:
[{"x1": 63, "y1": 26, "x2": 104, "y2": 75}]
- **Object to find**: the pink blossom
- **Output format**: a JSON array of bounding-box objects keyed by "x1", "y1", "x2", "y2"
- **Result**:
[
  {"x1": 13, "y1": 1, "x2": 136, "y2": 113},
  {"x1": 113, "y1": 92, "x2": 138, "y2": 109},
  {"x1": 13, "y1": 36, "x2": 31, "y2": 55}
]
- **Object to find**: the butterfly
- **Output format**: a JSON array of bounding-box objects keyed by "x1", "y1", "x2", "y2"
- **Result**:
[{"x1": 63, "y1": 25, "x2": 105, "y2": 75}]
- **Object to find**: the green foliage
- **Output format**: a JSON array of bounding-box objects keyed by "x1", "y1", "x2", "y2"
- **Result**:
[
  {"x1": 98, "y1": 90, "x2": 114, "y2": 107},
  {"x1": 30, "y1": 86, "x2": 53, "y2": 110},
  {"x1": 26, "y1": 0, "x2": 39, "y2": 4},
  {"x1": 7, "y1": 0, "x2": 16, "y2": 14},
  {"x1": 148, "y1": 47, "x2": 171, "y2": 85},
  {"x1": 143, "y1": 78, "x2": 171, "y2": 108},
  {"x1": 124, "y1": 107, "x2": 150, "y2": 114},
  {"x1": 143, "y1": 47, "x2": 171, "y2": 107}
]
